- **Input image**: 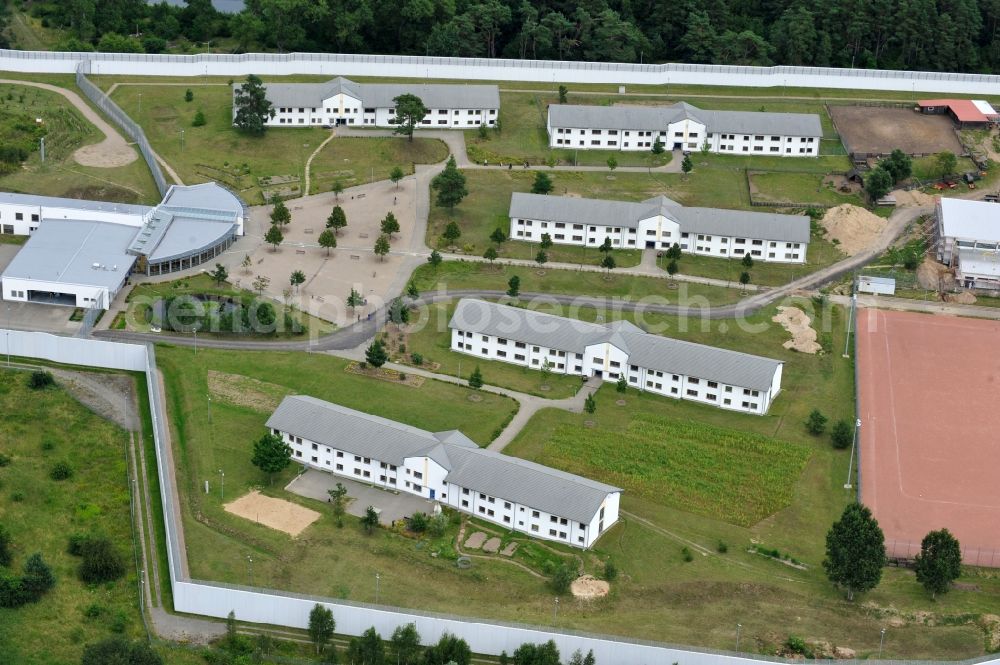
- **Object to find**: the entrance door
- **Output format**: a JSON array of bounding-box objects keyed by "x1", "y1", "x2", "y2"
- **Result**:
[
  {"x1": 593, "y1": 370, "x2": 603, "y2": 379},
  {"x1": 429, "y1": 489, "x2": 436, "y2": 500},
  {"x1": 336, "y1": 118, "x2": 346, "y2": 126},
  {"x1": 646, "y1": 241, "x2": 655, "y2": 249},
  {"x1": 673, "y1": 142, "x2": 682, "y2": 150}
]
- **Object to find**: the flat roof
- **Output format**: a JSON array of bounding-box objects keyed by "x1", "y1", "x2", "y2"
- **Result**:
[
  {"x1": 958, "y1": 248, "x2": 1000, "y2": 277},
  {"x1": 938, "y1": 197, "x2": 1000, "y2": 242},
  {"x1": 0, "y1": 191, "x2": 151, "y2": 217},
  {"x1": 2, "y1": 219, "x2": 137, "y2": 289},
  {"x1": 918, "y1": 99, "x2": 998, "y2": 123},
  {"x1": 160, "y1": 183, "x2": 244, "y2": 218}
]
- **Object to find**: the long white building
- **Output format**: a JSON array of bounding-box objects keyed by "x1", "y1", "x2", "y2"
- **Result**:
[
  {"x1": 0, "y1": 183, "x2": 245, "y2": 309},
  {"x1": 449, "y1": 299, "x2": 783, "y2": 415},
  {"x1": 267, "y1": 395, "x2": 621, "y2": 549},
  {"x1": 547, "y1": 102, "x2": 822, "y2": 156},
  {"x1": 243, "y1": 76, "x2": 500, "y2": 129},
  {"x1": 510, "y1": 193, "x2": 810, "y2": 263},
  {"x1": 935, "y1": 197, "x2": 1000, "y2": 289}
]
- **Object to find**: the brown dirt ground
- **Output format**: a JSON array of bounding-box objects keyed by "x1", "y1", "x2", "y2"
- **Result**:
[
  {"x1": 820, "y1": 204, "x2": 887, "y2": 255},
  {"x1": 223, "y1": 490, "x2": 320, "y2": 537},
  {"x1": 830, "y1": 106, "x2": 963, "y2": 157},
  {"x1": 571, "y1": 575, "x2": 609, "y2": 599},
  {"x1": 207, "y1": 370, "x2": 290, "y2": 413},
  {"x1": 772, "y1": 306, "x2": 822, "y2": 354}
]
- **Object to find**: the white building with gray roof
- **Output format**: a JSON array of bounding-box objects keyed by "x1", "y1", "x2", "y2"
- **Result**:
[
  {"x1": 510, "y1": 192, "x2": 809, "y2": 263},
  {"x1": 266, "y1": 395, "x2": 621, "y2": 549},
  {"x1": 449, "y1": 299, "x2": 783, "y2": 415},
  {"x1": 1, "y1": 182, "x2": 246, "y2": 309},
  {"x1": 243, "y1": 76, "x2": 500, "y2": 130},
  {"x1": 548, "y1": 103, "x2": 822, "y2": 156}
]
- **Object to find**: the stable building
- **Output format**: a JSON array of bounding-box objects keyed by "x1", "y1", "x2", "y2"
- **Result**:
[
  {"x1": 245, "y1": 77, "x2": 500, "y2": 129},
  {"x1": 509, "y1": 192, "x2": 810, "y2": 263},
  {"x1": 267, "y1": 395, "x2": 621, "y2": 549},
  {"x1": 1, "y1": 183, "x2": 246, "y2": 309},
  {"x1": 917, "y1": 99, "x2": 999, "y2": 128},
  {"x1": 449, "y1": 299, "x2": 784, "y2": 415},
  {"x1": 547, "y1": 103, "x2": 822, "y2": 156}
]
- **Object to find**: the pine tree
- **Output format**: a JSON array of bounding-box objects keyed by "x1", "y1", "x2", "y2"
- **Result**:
[
  {"x1": 233, "y1": 75, "x2": 275, "y2": 135},
  {"x1": 469, "y1": 366, "x2": 483, "y2": 389},
  {"x1": 431, "y1": 156, "x2": 468, "y2": 209}
]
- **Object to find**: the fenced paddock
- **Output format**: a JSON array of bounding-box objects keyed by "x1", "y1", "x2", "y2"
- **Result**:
[
  {"x1": 857, "y1": 309, "x2": 1000, "y2": 564},
  {"x1": 829, "y1": 106, "x2": 964, "y2": 159}
]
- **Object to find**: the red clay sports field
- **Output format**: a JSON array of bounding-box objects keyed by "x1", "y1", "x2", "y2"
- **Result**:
[{"x1": 857, "y1": 309, "x2": 1000, "y2": 566}]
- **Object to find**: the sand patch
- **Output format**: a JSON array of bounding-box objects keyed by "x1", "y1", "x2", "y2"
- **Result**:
[
  {"x1": 772, "y1": 306, "x2": 821, "y2": 354},
  {"x1": 570, "y1": 575, "x2": 609, "y2": 599},
  {"x1": 820, "y1": 204, "x2": 887, "y2": 255},
  {"x1": 944, "y1": 290, "x2": 977, "y2": 304},
  {"x1": 483, "y1": 537, "x2": 501, "y2": 554},
  {"x1": 223, "y1": 490, "x2": 320, "y2": 537},
  {"x1": 892, "y1": 188, "x2": 935, "y2": 207},
  {"x1": 464, "y1": 531, "x2": 487, "y2": 549},
  {"x1": 207, "y1": 370, "x2": 290, "y2": 412}
]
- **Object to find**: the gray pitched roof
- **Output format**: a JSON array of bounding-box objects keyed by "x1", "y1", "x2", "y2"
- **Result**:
[
  {"x1": 266, "y1": 395, "x2": 619, "y2": 524},
  {"x1": 253, "y1": 77, "x2": 500, "y2": 110},
  {"x1": 2, "y1": 219, "x2": 137, "y2": 288},
  {"x1": 509, "y1": 192, "x2": 810, "y2": 243},
  {"x1": 450, "y1": 299, "x2": 782, "y2": 391},
  {"x1": 548, "y1": 102, "x2": 822, "y2": 137}
]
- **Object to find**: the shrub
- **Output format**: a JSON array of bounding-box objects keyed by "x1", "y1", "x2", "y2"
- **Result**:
[
  {"x1": 20, "y1": 553, "x2": 55, "y2": 603},
  {"x1": 50, "y1": 461, "x2": 73, "y2": 480},
  {"x1": 83, "y1": 602, "x2": 106, "y2": 619},
  {"x1": 717, "y1": 541, "x2": 729, "y2": 554},
  {"x1": 192, "y1": 110, "x2": 207, "y2": 127},
  {"x1": 550, "y1": 563, "x2": 576, "y2": 594},
  {"x1": 408, "y1": 512, "x2": 429, "y2": 533},
  {"x1": 410, "y1": 352, "x2": 423, "y2": 365},
  {"x1": 184, "y1": 88, "x2": 193, "y2": 102},
  {"x1": 805, "y1": 409, "x2": 827, "y2": 435},
  {"x1": 681, "y1": 547, "x2": 694, "y2": 562},
  {"x1": 40, "y1": 439, "x2": 54, "y2": 451},
  {"x1": 398, "y1": 372, "x2": 407, "y2": 382},
  {"x1": 28, "y1": 371, "x2": 54, "y2": 390},
  {"x1": 10, "y1": 492, "x2": 24, "y2": 502},
  {"x1": 67, "y1": 533, "x2": 90, "y2": 556},
  {"x1": 79, "y1": 538, "x2": 126, "y2": 584},
  {"x1": 784, "y1": 635, "x2": 811, "y2": 657},
  {"x1": 830, "y1": 419, "x2": 853, "y2": 449},
  {"x1": 0, "y1": 569, "x2": 25, "y2": 607},
  {"x1": 0, "y1": 452, "x2": 10, "y2": 466},
  {"x1": 603, "y1": 560, "x2": 618, "y2": 581},
  {"x1": 427, "y1": 513, "x2": 448, "y2": 538},
  {"x1": 0, "y1": 525, "x2": 11, "y2": 567}
]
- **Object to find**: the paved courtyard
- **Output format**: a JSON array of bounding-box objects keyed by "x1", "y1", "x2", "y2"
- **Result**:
[
  {"x1": 285, "y1": 468, "x2": 434, "y2": 523},
  {"x1": 219, "y1": 175, "x2": 421, "y2": 327}
]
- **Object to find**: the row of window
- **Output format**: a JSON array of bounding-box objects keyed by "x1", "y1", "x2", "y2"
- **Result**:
[
  {"x1": 277, "y1": 106, "x2": 495, "y2": 115},
  {"x1": 0, "y1": 211, "x2": 37, "y2": 222},
  {"x1": 554, "y1": 128, "x2": 816, "y2": 143}
]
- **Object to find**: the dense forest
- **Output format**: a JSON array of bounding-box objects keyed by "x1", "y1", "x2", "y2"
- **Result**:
[{"x1": 7, "y1": 0, "x2": 1000, "y2": 73}]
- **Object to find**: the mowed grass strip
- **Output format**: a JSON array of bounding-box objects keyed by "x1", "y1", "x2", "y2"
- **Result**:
[
  {"x1": 308, "y1": 135, "x2": 449, "y2": 193},
  {"x1": 542, "y1": 414, "x2": 810, "y2": 526}
]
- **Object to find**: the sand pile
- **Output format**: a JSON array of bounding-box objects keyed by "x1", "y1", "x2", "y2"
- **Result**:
[
  {"x1": 893, "y1": 189, "x2": 935, "y2": 206},
  {"x1": 570, "y1": 575, "x2": 609, "y2": 599},
  {"x1": 224, "y1": 491, "x2": 320, "y2": 537},
  {"x1": 772, "y1": 306, "x2": 822, "y2": 354},
  {"x1": 820, "y1": 204, "x2": 887, "y2": 255}
]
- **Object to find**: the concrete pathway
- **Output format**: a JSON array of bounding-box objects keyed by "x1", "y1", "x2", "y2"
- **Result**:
[{"x1": 0, "y1": 78, "x2": 138, "y2": 168}]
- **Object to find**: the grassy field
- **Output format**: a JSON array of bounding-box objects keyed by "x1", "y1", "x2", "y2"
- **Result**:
[
  {"x1": 309, "y1": 136, "x2": 449, "y2": 194},
  {"x1": 410, "y1": 261, "x2": 743, "y2": 305},
  {"x1": 542, "y1": 413, "x2": 811, "y2": 526},
  {"x1": 0, "y1": 368, "x2": 140, "y2": 665},
  {"x1": 749, "y1": 171, "x2": 860, "y2": 206},
  {"x1": 0, "y1": 82, "x2": 160, "y2": 204}
]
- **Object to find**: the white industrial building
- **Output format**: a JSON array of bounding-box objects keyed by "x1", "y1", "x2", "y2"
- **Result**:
[
  {"x1": 935, "y1": 197, "x2": 1000, "y2": 289},
  {"x1": 1, "y1": 183, "x2": 245, "y2": 309},
  {"x1": 267, "y1": 395, "x2": 621, "y2": 549},
  {"x1": 510, "y1": 193, "x2": 810, "y2": 263},
  {"x1": 547, "y1": 102, "x2": 822, "y2": 156},
  {"x1": 244, "y1": 76, "x2": 500, "y2": 129},
  {"x1": 449, "y1": 299, "x2": 784, "y2": 415}
]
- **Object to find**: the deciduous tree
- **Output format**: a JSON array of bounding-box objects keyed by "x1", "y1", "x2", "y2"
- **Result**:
[
  {"x1": 308, "y1": 604, "x2": 335, "y2": 654},
  {"x1": 251, "y1": 433, "x2": 292, "y2": 484},
  {"x1": 264, "y1": 224, "x2": 284, "y2": 252},
  {"x1": 506, "y1": 275, "x2": 520, "y2": 297},
  {"x1": 210, "y1": 263, "x2": 228, "y2": 286},
  {"x1": 374, "y1": 234, "x2": 391, "y2": 261},
  {"x1": 390, "y1": 166, "x2": 405, "y2": 188},
  {"x1": 823, "y1": 503, "x2": 886, "y2": 600},
  {"x1": 380, "y1": 212, "x2": 400, "y2": 237},
  {"x1": 391, "y1": 93, "x2": 428, "y2": 142},
  {"x1": 390, "y1": 623, "x2": 421, "y2": 665},
  {"x1": 327, "y1": 205, "x2": 347, "y2": 234},
  {"x1": 914, "y1": 528, "x2": 962, "y2": 598},
  {"x1": 318, "y1": 229, "x2": 337, "y2": 255}
]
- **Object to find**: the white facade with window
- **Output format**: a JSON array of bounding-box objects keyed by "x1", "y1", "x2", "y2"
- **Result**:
[
  {"x1": 268, "y1": 395, "x2": 621, "y2": 549},
  {"x1": 936, "y1": 198, "x2": 1000, "y2": 290},
  {"x1": 509, "y1": 193, "x2": 809, "y2": 263},
  {"x1": 449, "y1": 299, "x2": 783, "y2": 415},
  {"x1": 548, "y1": 103, "x2": 821, "y2": 156},
  {"x1": 243, "y1": 77, "x2": 500, "y2": 129}
]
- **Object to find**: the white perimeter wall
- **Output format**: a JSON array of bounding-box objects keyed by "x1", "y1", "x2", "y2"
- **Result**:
[
  {"x1": 0, "y1": 49, "x2": 999, "y2": 94},
  {"x1": 7, "y1": 331, "x2": 1000, "y2": 665}
]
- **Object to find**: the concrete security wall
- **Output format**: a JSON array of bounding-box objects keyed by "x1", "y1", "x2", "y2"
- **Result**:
[
  {"x1": 0, "y1": 49, "x2": 999, "y2": 94},
  {"x1": 0, "y1": 329, "x2": 147, "y2": 371}
]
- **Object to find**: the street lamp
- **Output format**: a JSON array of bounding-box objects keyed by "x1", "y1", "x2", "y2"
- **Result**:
[
  {"x1": 553, "y1": 597, "x2": 559, "y2": 621},
  {"x1": 844, "y1": 418, "x2": 861, "y2": 489},
  {"x1": 247, "y1": 554, "x2": 254, "y2": 587},
  {"x1": 843, "y1": 292, "x2": 857, "y2": 357},
  {"x1": 207, "y1": 394, "x2": 212, "y2": 424},
  {"x1": 375, "y1": 572, "x2": 381, "y2": 604},
  {"x1": 878, "y1": 628, "x2": 886, "y2": 661},
  {"x1": 736, "y1": 623, "x2": 742, "y2": 652},
  {"x1": 218, "y1": 469, "x2": 225, "y2": 501}
]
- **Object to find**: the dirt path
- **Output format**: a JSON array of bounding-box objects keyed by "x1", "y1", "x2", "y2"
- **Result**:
[
  {"x1": 0, "y1": 78, "x2": 139, "y2": 168},
  {"x1": 303, "y1": 130, "x2": 336, "y2": 196}
]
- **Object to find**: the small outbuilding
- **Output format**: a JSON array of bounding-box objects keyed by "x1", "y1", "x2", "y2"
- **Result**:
[
  {"x1": 917, "y1": 99, "x2": 999, "y2": 128},
  {"x1": 858, "y1": 275, "x2": 896, "y2": 296}
]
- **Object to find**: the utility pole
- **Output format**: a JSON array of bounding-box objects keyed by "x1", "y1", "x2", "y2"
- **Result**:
[
  {"x1": 375, "y1": 572, "x2": 381, "y2": 604},
  {"x1": 843, "y1": 291, "x2": 857, "y2": 357},
  {"x1": 247, "y1": 554, "x2": 254, "y2": 587},
  {"x1": 736, "y1": 623, "x2": 742, "y2": 653},
  {"x1": 39, "y1": 136, "x2": 45, "y2": 163},
  {"x1": 207, "y1": 394, "x2": 212, "y2": 424},
  {"x1": 219, "y1": 469, "x2": 225, "y2": 501},
  {"x1": 845, "y1": 418, "x2": 861, "y2": 489},
  {"x1": 878, "y1": 628, "x2": 886, "y2": 661},
  {"x1": 553, "y1": 597, "x2": 559, "y2": 621}
]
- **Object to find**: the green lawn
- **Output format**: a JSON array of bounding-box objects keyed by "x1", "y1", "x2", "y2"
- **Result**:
[
  {"x1": 410, "y1": 261, "x2": 743, "y2": 305},
  {"x1": 750, "y1": 171, "x2": 861, "y2": 207},
  {"x1": 542, "y1": 413, "x2": 811, "y2": 526},
  {"x1": 309, "y1": 136, "x2": 449, "y2": 194},
  {"x1": 0, "y1": 369, "x2": 141, "y2": 665},
  {"x1": 400, "y1": 300, "x2": 584, "y2": 399},
  {"x1": 124, "y1": 274, "x2": 337, "y2": 338},
  {"x1": 0, "y1": 82, "x2": 159, "y2": 204}
]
